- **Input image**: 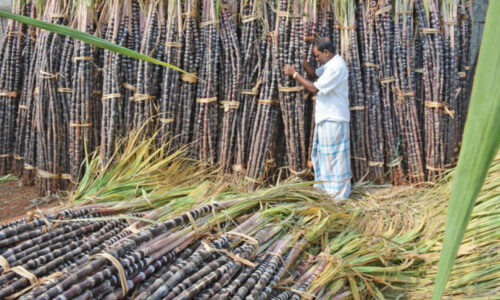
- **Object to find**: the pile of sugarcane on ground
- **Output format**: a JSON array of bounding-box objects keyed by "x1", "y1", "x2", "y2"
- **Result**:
[
  {"x1": 0, "y1": 0, "x2": 474, "y2": 194},
  {"x1": 1, "y1": 133, "x2": 500, "y2": 299}
]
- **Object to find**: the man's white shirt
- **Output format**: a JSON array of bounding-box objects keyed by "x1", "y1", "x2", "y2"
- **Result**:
[{"x1": 313, "y1": 54, "x2": 350, "y2": 124}]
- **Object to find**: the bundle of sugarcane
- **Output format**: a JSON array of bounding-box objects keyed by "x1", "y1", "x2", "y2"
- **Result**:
[
  {"x1": 246, "y1": 9, "x2": 281, "y2": 184},
  {"x1": 303, "y1": 0, "x2": 317, "y2": 174},
  {"x1": 176, "y1": 0, "x2": 200, "y2": 149},
  {"x1": 158, "y1": 0, "x2": 184, "y2": 146},
  {"x1": 457, "y1": 0, "x2": 473, "y2": 138},
  {"x1": 359, "y1": 0, "x2": 385, "y2": 182},
  {"x1": 442, "y1": 0, "x2": 461, "y2": 168},
  {"x1": 69, "y1": 1, "x2": 98, "y2": 183},
  {"x1": 0, "y1": 1, "x2": 27, "y2": 174},
  {"x1": 277, "y1": 0, "x2": 309, "y2": 177},
  {"x1": 12, "y1": 1, "x2": 36, "y2": 176},
  {"x1": 335, "y1": 0, "x2": 368, "y2": 181},
  {"x1": 32, "y1": 0, "x2": 72, "y2": 193},
  {"x1": 131, "y1": 1, "x2": 165, "y2": 134},
  {"x1": 416, "y1": 0, "x2": 447, "y2": 179},
  {"x1": 192, "y1": 0, "x2": 220, "y2": 163},
  {"x1": 122, "y1": 0, "x2": 142, "y2": 134},
  {"x1": 217, "y1": 1, "x2": 242, "y2": 173},
  {"x1": 374, "y1": 0, "x2": 406, "y2": 185},
  {"x1": 234, "y1": 0, "x2": 265, "y2": 175},
  {"x1": 100, "y1": 0, "x2": 127, "y2": 163},
  {"x1": 0, "y1": 208, "x2": 134, "y2": 299},
  {"x1": 393, "y1": 0, "x2": 425, "y2": 184}
]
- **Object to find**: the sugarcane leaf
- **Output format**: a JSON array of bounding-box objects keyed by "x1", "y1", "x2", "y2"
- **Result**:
[
  {"x1": 432, "y1": 2, "x2": 500, "y2": 299},
  {"x1": 0, "y1": 10, "x2": 189, "y2": 74}
]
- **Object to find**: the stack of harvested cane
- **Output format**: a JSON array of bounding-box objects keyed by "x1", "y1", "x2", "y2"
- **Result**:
[
  {"x1": 1, "y1": 132, "x2": 500, "y2": 299},
  {"x1": 0, "y1": 0, "x2": 475, "y2": 194}
]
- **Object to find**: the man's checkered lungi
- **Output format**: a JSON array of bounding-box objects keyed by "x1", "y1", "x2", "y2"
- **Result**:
[{"x1": 311, "y1": 121, "x2": 351, "y2": 201}]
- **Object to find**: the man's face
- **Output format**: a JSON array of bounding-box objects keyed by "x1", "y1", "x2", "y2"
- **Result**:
[{"x1": 313, "y1": 46, "x2": 331, "y2": 65}]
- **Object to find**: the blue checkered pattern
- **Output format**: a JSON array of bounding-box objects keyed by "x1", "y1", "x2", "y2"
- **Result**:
[{"x1": 311, "y1": 121, "x2": 351, "y2": 201}]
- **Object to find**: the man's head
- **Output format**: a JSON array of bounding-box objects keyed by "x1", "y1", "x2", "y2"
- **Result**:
[{"x1": 313, "y1": 39, "x2": 336, "y2": 65}]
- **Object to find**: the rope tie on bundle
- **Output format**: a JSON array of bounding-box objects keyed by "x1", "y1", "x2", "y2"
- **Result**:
[
  {"x1": 278, "y1": 85, "x2": 304, "y2": 93},
  {"x1": 13, "y1": 155, "x2": 23, "y2": 160},
  {"x1": 132, "y1": 94, "x2": 155, "y2": 102},
  {"x1": 102, "y1": 93, "x2": 122, "y2": 101},
  {"x1": 340, "y1": 25, "x2": 357, "y2": 30},
  {"x1": 0, "y1": 91, "x2": 18, "y2": 98},
  {"x1": 375, "y1": 5, "x2": 392, "y2": 16},
  {"x1": 352, "y1": 156, "x2": 367, "y2": 161},
  {"x1": 180, "y1": 72, "x2": 198, "y2": 83},
  {"x1": 39, "y1": 70, "x2": 57, "y2": 79},
  {"x1": 36, "y1": 169, "x2": 72, "y2": 180},
  {"x1": 24, "y1": 163, "x2": 35, "y2": 170},
  {"x1": 186, "y1": 213, "x2": 201, "y2": 238},
  {"x1": 196, "y1": 96, "x2": 217, "y2": 104},
  {"x1": 220, "y1": 100, "x2": 240, "y2": 112},
  {"x1": 363, "y1": 62, "x2": 380, "y2": 69},
  {"x1": 289, "y1": 168, "x2": 309, "y2": 176},
  {"x1": 165, "y1": 41, "x2": 183, "y2": 48},
  {"x1": 426, "y1": 165, "x2": 447, "y2": 172},
  {"x1": 56, "y1": 87, "x2": 73, "y2": 93},
  {"x1": 420, "y1": 28, "x2": 441, "y2": 34},
  {"x1": 89, "y1": 253, "x2": 128, "y2": 297},
  {"x1": 73, "y1": 56, "x2": 94, "y2": 62},
  {"x1": 424, "y1": 101, "x2": 455, "y2": 118},
  {"x1": 159, "y1": 117, "x2": 175, "y2": 124},
  {"x1": 276, "y1": 11, "x2": 302, "y2": 18},
  {"x1": 200, "y1": 19, "x2": 219, "y2": 28},
  {"x1": 0, "y1": 153, "x2": 11, "y2": 158},
  {"x1": 70, "y1": 122, "x2": 92, "y2": 128},
  {"x1": 5, "y1": 270, "x2": 62, "y2": 299},
  {"x1": 201, "y1": 241, "x2": 257, "y2": 267},
  {"x1": 93, "y1": 90, "x2": 102, "y2": 95},
  {"x1": 0, "y1": 255, "x2": 10, "y2": 273},
  {"x1": 241, "y1": 77, "x2": 262, "y2": 95},
  {"x1": 458, "y1": 72, "x2": 467, "y2": 78},
  {"x1": 19, "y1": 105, "x2": 29, "y2": 110},
  {"x1": 387, "y1": 156, "x2": 403, "y2": 167},
  {"x1": 349, "y1": 106, "x2": 365, "y2": 111},
  {"x1": 414, "y1": 68, "x2": 424, "y2": 73},
  {"x1": 242, "y1": 15, "x2": 258, "y2": 23},
  {"x1": 182, "y1": 10, "x2": 197, "y2": 18},
  {"x1": 368, "y1": 161, "x2": 384, "y2": 167},
  {"x1": 232, "y1": 164, "x2": 245, "y2": 172},
  {"x1": 225, "y1": 232, "x2": 260, "y2": 256},
  {"x1": 379, "y1": 76, "x2": 396, "y2": 85},
  {"x1": 123, "y1": 82, "x2": 137, "y2": 91},
  {"x1": 258, "y1": 99, "x2": 279, "y2": 106}
]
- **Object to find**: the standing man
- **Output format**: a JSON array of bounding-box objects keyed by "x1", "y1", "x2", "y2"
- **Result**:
[{"x1": 283, "y1": 39, "x2": 351, "y2": 201}]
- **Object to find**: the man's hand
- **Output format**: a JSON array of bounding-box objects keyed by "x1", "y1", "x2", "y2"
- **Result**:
[{"x1": 283, "y1": 65, "x2": 297, "y2": 77}]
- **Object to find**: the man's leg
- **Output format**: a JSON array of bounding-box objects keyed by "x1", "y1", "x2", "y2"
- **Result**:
[{"x1": 315, "y1": 121, "x2": 351, "y2": 200}]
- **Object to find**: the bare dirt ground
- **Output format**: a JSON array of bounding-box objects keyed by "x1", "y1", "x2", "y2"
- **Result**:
[{"x1": 0, "y1": 179, "x2": 66, "y2": 224}]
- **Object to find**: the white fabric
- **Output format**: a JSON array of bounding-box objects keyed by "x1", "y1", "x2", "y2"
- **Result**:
[{"x1": 313, "y1": 54, "x2": 350, "y2": 124}]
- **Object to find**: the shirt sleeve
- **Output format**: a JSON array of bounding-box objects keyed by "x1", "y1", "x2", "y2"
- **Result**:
[
  {"x1": 315, "y1": 66, "x2": 325, "y2": 77},
  {"x1": 313, "y1": 65, "x2": 344, "y2": 95}
]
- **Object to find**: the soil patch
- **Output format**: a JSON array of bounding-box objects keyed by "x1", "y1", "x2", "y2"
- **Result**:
[{"x1": 0, "y1": 179, "x2": 66, "y2": 223}]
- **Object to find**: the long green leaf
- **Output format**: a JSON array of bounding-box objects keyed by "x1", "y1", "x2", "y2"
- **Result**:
[
  {"x1": 432, "y1": 2, "x2": 500, "y2": 299},
  {"x1": 0, "y1": 10, "x2": 188, "y2": 74}
]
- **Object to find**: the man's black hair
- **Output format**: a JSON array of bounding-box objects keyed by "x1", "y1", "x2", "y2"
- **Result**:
[{"x1": 314, "y1": 39, "x2": 336, "y2": 54}]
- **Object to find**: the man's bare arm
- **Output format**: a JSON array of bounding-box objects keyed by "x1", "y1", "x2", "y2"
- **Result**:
[
  {"x1": 294, "y1": 73, "x2": 318, "y2": 94},
  {"x1": 283, "y1": 64, "x2": 319, "y2": 94},
  {"x1": 303, "y1": 59, "x2": 317, "y2": 79}
]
